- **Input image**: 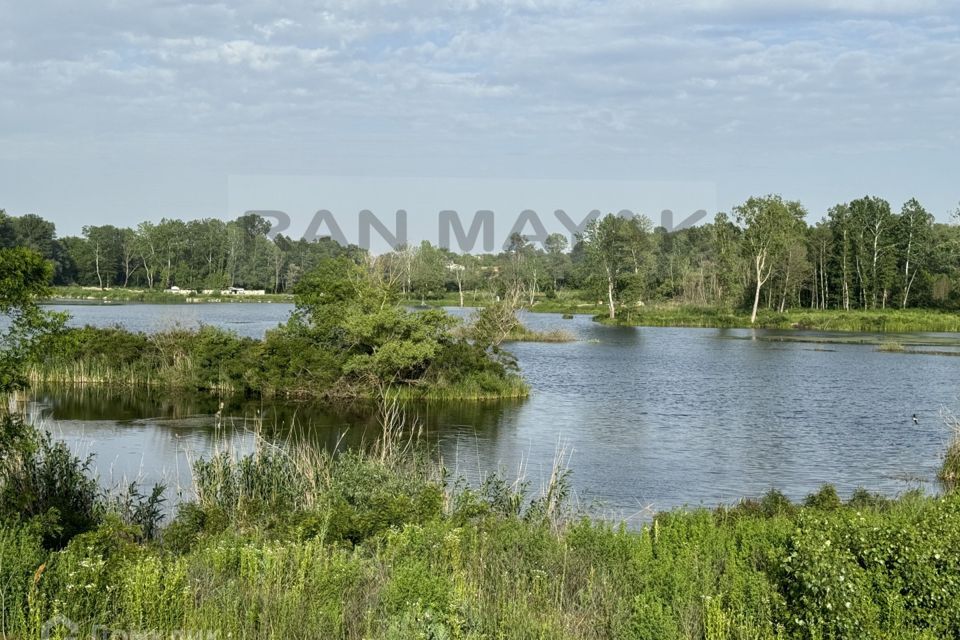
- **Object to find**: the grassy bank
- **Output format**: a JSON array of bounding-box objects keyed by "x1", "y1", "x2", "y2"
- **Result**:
[
  {"x1": 3, "y1": 413, "x2": 960, "y2": 640},
  {"x1": 405, "y1": 290, "x2": 605, "y2": 316},
  {"x1": 49, "y1": 285, "x2": 294, "y2": 304},
  {"x1": 408, "y1": 290, "x2": 960, "y2": 334},
  {"x1": 604, "y1": 307, "x2": 960, "y2": 333}
]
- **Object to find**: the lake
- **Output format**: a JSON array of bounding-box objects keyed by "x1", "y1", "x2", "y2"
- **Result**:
[{"x1": 19, "y1": 302, "x2": 960, "y2": 520}]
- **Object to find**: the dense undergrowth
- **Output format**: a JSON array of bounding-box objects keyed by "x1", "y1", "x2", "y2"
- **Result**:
[{"x1": 3, "y1": 411, "x2": 960, "y2": 640}]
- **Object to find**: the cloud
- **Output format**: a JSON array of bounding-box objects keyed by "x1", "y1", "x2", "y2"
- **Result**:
[{"x1": 1, "y1": 0, "x2": 958, "y2": 226}]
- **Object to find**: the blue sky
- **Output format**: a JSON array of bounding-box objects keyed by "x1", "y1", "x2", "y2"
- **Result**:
[{"x1": 1, "y1": 0, "x2": 958, "y2": 237}]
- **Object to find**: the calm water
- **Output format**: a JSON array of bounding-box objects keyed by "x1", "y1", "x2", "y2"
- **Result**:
[{"x1": 20, "y1": 303, "x2": 960, "y2": 520}]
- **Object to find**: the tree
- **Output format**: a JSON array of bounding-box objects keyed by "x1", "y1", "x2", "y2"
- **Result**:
[
  {"x1": 136, "y1": 221, "x2": 159, "y2": 289},
  {"x1": 0, "y1": 210, "x2": 15, "y2": 249},
  {"x1": 849, "y1": 196, "x2": 896, "y2": 309},
  {"x1": 827, "y1": 204, "x2": 854, "y2": 310},
  {"x1": 447, "y1": 262, "x2": 467, "y2": 307},
  {"x1": 735, "y1": 195, "x2": 807, "y2": 323},
  {"x1": 82, "y1": 225, "x2": 123, "y2": 289},
  {"x1": 502, "y1": 232, "x2": 542, "y2": 305},
  {"x1": 409, "y1": 241, "x2": 446, "y2": 305},
  {"x1": 0, "y1": 248, "x2": 65, "y2": 393},
  {"x1": 543, "y1": 232, "x2": 571, "y2": 292},
  {"x1": 711, "y1": 212, "x2": 743, "y2": 308},
  {"x1": 895, "y1": 199, "x2": 934, "y2": 308},
  {"x1": 580, "y1": 214, "x2": 634, "y2": 319},
  {"x1": 11, "y1": 214, "x2": 57, "y2": 258}
]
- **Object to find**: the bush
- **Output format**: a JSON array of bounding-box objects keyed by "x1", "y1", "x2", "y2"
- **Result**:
[{"x1": 0, "y1": 414, "x2": 99, "y2": 548}]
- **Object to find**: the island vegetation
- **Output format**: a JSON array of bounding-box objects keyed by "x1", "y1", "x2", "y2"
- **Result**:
[{"x1": 13, "y1": 248, "x2": 529, "y2": 401}]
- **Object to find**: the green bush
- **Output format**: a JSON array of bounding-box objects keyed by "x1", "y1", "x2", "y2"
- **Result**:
[
  {"x1": 8, "y1": 413, "x2": 960, "y2": 640},
  {"x1": 0, "y1": 414, "x2": 99, "y2": 548}
]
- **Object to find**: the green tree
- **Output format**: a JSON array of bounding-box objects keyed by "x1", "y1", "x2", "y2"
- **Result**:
[
  {"x1": 735, "y1": 195, "x2": 807, "y2": 323},
  {"x1": 409, "y1": 241, "x2": 446, "y2": 305},
  {"x1": 895, "y1": 199, "x2": 934, "y2": 308},
  {"x1": 82, "y1": 225, "x2": 123, "y2": 289},
  {"x1": 0, "y1": 248, "x2": 65, "y2": 393},
  {"x1": 0, "y1": 210, "x2": 15, "y2": 249},
  {"x1": 849, "y1": 196, "x2": 897, "y2": 309},
  {"x1": 543, "y1": 232, "x2": 571, "y2": 293},
  {"x1": 580, "y1": 214, "x2": 634, "y2": 319},
  {"x1": 711, "y1": 212, "x2": 743, "y2": 308}
]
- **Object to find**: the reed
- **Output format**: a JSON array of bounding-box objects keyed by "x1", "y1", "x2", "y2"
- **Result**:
[
  {"x1": 940, "y1": 413, "x2": 960, "y2": 491},
  {"x1": 609, "y1": 306, "x2": 960, "y2": 333},
  {"x1": 503, "y1": 326, "x2": 576, "y2": 343}
]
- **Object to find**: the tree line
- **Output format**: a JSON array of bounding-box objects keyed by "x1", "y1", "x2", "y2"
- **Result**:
[{"x1": 2, "y1": 194, "x2": 958, "y2": 318}]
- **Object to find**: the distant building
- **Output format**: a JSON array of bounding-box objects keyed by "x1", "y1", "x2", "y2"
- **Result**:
[{"x1": 220, "y1": 287, "x2": 266, "y2": 296}]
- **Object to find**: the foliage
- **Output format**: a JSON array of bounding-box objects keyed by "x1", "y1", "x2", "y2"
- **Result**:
[
  {"x1": 941, "y1": 416, "x2": 960, "y2": 491},
  {"x1": 5, "y1": 415, "x2": 960, "y2": 639},
  {"x1": 0, "y1": 414, "x2": 99, "y2": 548},
  {"x1": 0, "y1": 247, "x2": 67, "y2": 393},
  {"x1": 31, "y1": 256, "x2": 527, "y2": 401}
]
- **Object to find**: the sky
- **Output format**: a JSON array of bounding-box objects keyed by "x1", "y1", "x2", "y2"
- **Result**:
[{"x1": 1, "y1": 0, "x2": 958, "y2": 239}]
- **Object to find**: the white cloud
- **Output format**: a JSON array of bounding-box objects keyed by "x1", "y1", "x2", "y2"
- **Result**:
[{"x1": 1, "y1": 0, "x2": 958, "y2": 226}]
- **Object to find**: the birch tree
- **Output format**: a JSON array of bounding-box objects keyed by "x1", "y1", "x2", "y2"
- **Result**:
[
  {"x1": 735, "y1": 195, "x2": 806, "y2": 323},
  {"x1": 580, "y1": 214, "x2": 632, "y2": 319},
  {"x1": 895, "y1": 198, "x2": 933, "y2": 308}
]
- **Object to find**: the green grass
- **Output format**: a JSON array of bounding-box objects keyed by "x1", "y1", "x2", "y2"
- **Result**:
[
  {"x1": 407, "y1": 291, "x2": 960, "y2": 334},
  {"x1": 606, "y1": 306, "x2": 960, "y2": 333},
  {"x1": 49, "y1": 285, "x2": 294, "y2": 304},
  {"x1": 941, "y1": 416, "x2": 960, "y2": 491},
  {"x1": 403, "y1": 290, "x2": 605, "y2": 316},
  {"x1": 876, "y1": 341, "x2": 906, "y2": 352},
  {"x1": 5, "y1": 409, "x2": 960, "y2": 639},
  {"x1": 503, "y1": 326, "x2": 576, "y2": 343}
]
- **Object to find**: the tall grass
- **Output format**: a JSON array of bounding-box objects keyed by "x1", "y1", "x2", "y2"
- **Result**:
[
  {"x1": 941, "y1": 413, "x2": 960, "y2": 491},
  {"x1": 7, "y1": 409, "x2": 960, "y2": 638},
  {"x1": 610, "y1": 306, "x2": 960, "y2": 332}
]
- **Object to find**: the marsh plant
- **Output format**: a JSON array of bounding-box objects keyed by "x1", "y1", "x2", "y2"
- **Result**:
[
  {"x1": 5, "y1": 402, "x2": 960, "y2": 639},
  {"x1": 940, "y1": 412, "x2": 960, "y2": 491}
]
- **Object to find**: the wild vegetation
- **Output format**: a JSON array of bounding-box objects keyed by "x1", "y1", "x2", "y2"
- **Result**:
[
  {"x1": 3, "y1": 409, "x2": 960, "y2": 640},
  {"x1": 602, "y1": 307, "x2": 960, "y2": 333},
  {"x1": 4, "y1": 195, "x2": 959, "y2": 324},
  {"x1": 6, "y1": 211, "x2": 960, "y2": 639},
  {"x1": 25, "y1": 254, "x2": 529, "y2": 401}
]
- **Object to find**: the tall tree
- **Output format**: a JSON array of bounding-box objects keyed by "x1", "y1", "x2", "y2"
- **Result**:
[
  {"x1": 735, "y1": 195, "x2": 807, "y2": 323},
  {"x1": 849, "y1": 196, "x2": 897, "y2": 309},
  {"x1": 580, "y1": 214, "x2": 634, "y2": 319},
  {"x1": 711, "y1": 212, "x2": 743, "y2": 308},
  {"x1": 0, "y1": 210, "x2": 15, "y2": 249},
  {"x1": 0, "y1": 248, "x2": 64, "y2": 393},
  {"x1": 895, "y1": 198, "x2": 934, "y2": 308},
  {"x1": 82, "y1": 225, "x2": 123, "y2": 289}
]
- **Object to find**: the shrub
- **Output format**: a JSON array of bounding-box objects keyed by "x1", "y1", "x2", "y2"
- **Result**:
[
  {"x1": 803, "y1": 484, "x2": 843, "y2": 510},
  {"x1": 0, "y1": 414, "x2": 99, "y2": 548}
]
